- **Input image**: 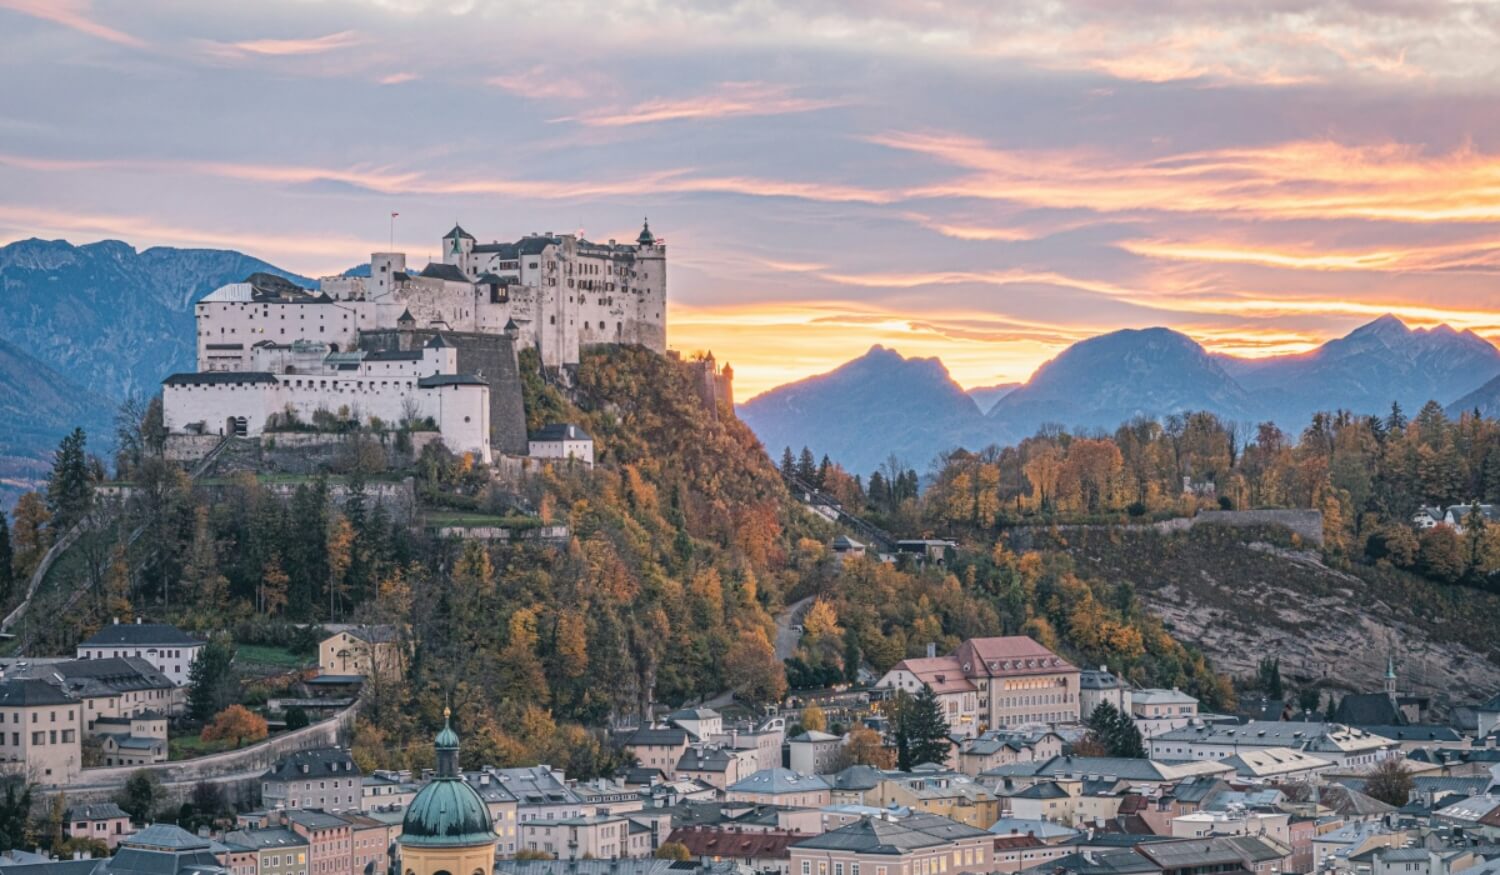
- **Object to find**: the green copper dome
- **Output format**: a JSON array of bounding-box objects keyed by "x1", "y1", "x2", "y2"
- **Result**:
[{"x1": 399, "y1": 713, "x2": 494, "y2": 848}]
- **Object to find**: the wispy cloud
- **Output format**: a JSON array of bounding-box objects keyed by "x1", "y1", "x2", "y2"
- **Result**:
[
  {"x1": 201, "y1": 30, "x2": 362, "y2": 60},
  {"x1": 485, "y1": 66, "x2": 607, "y2": 101},
  {"x1": 557, "y1": 82, "x2": 845, "y2": 127},
  {"x1": 0, "y1": 0, "x2": 145, "y2": 48},
  {"x1": 379, "y1": 72, "x2": 419, "y2": 85}
]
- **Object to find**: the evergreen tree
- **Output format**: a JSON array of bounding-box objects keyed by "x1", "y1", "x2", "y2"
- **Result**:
[
  {"x1": 188, "y1": 636, "x2": 237, "y2": 721},
  {"x1": 1385, "y1": 401, "x2": 1407, "y2": 434},
  {"x1": 816, "y1": 455, "x2": 832, "y2": 490},
  {"x1": 1084, "y1": 700, "x2": 1146, "y2": 757},
  {"x1": 1257, "y1": 656, "x2": 1283, "y2": 698},
  {"x1": 0, "y1": 778, "x2": 31, "y2": 852},
  {"x1": 46, "y1": 427, "x2": 94, "y2": 530},
  {"x1": 796, "y1": 447, "x2": 818, "y2": 485},
  {"x1": 0, "y1": 514, "x2": 12, "y2": 606},
  {"x1": 779, "y1": 447, "x2": 796, "y2": 478},
  {"x1": 893, "y1": 684, "x2": 951, "y2": 770}
]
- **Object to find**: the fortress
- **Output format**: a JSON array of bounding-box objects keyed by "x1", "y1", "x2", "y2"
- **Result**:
[{"x1": 164, "y1": 221, "x2": 671, "y2": 462}]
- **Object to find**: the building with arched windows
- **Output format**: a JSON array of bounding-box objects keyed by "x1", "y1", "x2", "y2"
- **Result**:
[{"x1": 395, "y1": 713, "x2": 497, "y2": 875}]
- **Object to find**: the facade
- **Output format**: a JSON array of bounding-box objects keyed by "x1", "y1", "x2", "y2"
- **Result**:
[
  {"x1": 76, "y1": 620, "x2": 202, "y2": 687},
  {"x1": 0, "y1": 678, "x2": 83, "y2": 782},
  {"x1": 164, "y1": 334, "x2": 492, "y2": 463},
  {"x1": 528, "y1": 424, "x2": 594, "y2": 466},
  {"x1": 788, "y1": 731, "x2": 845, "y2": 776},
  {"x1": 460, "y1": 769, "x2": 521, "y2": 856},
  {"x1": 519, "y1": 811, "x2": 667, "y2": 861},
  {"x1": 876, "y1": 637, "x2": 1080, "y2": 737},
  {"x1": 955, "y1": 730, "x2": 1063, "y2": 777},
  {"x1": 624, "y1": 727, "x2": 692, "y2": 777},
  {"x1": 65, "y1": 803, "x2": 133, "y2": 850},
  {"x1": 667, "y1": 709, "x2": 724, "y2": 741},
  {"x1": 221, "y1": 828, "x2": 310, "y2": 875},
  {"x1": 869, "y1": 774, "x2": 1001, "y2": 828},
  {"x1": 262, "y1": 748, "x2": 364, "y2": 812},
  {"x1": 665, "y1": 826, "x2": 799, "y2": 875},
  {"x1": 318, "y1": 627, "x2": 404, "y2": 682},
  {"x1": 1079, "y1": 670, "x2": 1128, "y2": 722},
  {"x1": 1129, "y1": 690, "x2": 1199, "y2": 738},
  {"x1": 788, "y1": 813, "x2": 994, "y2": 875}
]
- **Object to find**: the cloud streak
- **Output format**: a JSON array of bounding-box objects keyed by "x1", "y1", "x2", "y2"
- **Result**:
[
  {"x1": 0, "y1": 0, "x2": 145, "y2": 48},
  {"x1": 558, "y1": 82, "x2": 845, "y2": 127}
]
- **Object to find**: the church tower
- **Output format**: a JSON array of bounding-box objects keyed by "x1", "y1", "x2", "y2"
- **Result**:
[
  {"x1": 1385, "y1": 654, "x2": 1398, "y2": 699},
  {"x1": 396, "y1": 710, "x2": 496, "y2": 875}
]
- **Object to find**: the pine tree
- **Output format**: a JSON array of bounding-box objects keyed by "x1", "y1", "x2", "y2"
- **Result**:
[
  {"x1": 893, "y1": 684, "x2": 951, "y2": 770},
  {"x1": 0, "y1": 514, "x2": 12, "y2": 606},
  {"x1": 816, "y1": 455, "x2": 832, "y2": 490},
  {"x1": 1385, "y1": 401, "x2": 1408, "y2": 435},
  {"x1": 46, "y1": 428, "x2": 93, "y2": 530},
  {"x1": 1257, "y1": 657, "x2": 1284, "y2": 698},
  {"x1": 188, "y1": 637, "x2": 237, "y2": 720},
  {"x1": 796, "y1": 448, "x2": 818, "y2": 485},
  {"x1": 779, "y1": 447, "x2": 796, "y2": 478}
]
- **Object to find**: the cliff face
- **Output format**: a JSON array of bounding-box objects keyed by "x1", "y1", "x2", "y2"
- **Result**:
[{"x1": 1045, "y1": 525, "x2": 1500, "y2": 710}]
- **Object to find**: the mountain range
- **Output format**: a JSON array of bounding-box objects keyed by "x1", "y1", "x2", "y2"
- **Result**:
[
  {"x1": 739, "y1": 316, "x2": 1500, "y2": 477},
  {"x1": 0, "y1": 237, "x2": 311, "y2": 504}
]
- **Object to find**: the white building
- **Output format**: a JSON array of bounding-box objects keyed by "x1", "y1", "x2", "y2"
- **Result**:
[
  {"x1": 76, "y1": 620, "x2": 202, "y2": 687},
  {"x1": 164, "y1": 333, "x2": 492, "y2": 463},
  {"x1": 528, "y1": 424, "x2": 594, "y2": 466},
  {"x1": 1148, "y1": 721, "x2": 1398, "y2": 769},
  {"x1": 1130, "y1": 688, "x2": 1199, "y2": 738}
]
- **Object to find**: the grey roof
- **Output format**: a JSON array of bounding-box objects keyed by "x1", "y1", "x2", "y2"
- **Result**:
[
  {"x1": 283, "y1": 809, "x2": 349, "y2": 830},
  {"x1": 418, "y1": 263, "x2": 470, "y2": 283},
  {"x1": 792, "y1": 813, "x2": 987, "y2": 855},
  {"x1": 471, "y1": 242, "x2": 519, "y2": 257},
  {"x1": 678, "y1": 747, "x2": 735, "y2": 773},
  {"x1": 483, "y1": 766, "x2": 581, "y2": 806},
  {"x1": 363, "y1": 350, "x2": 424, "y2": 362},
  {"x1": 517, "y1": 236, "x2": 558, "y2": 256},
  {"x1": 19, "y1": 657, "x2": 174, "y2": 697},
  {"x1": 828, "y1": 765, "x2": 886, "y2": 791},
  {"x1": 263, "y1": 747, "x2": 360, "y2": 781},
  {"x1": 1334, "y1": 694, "x2": 1404, "y2": 726},
  {"x1": 1168, "y1": 776, "x2": 1226, "y2": 804},
  {"x1": 1351, "y1": 725, "x2": 1460, "y2": 742},
  {"x1": 123, "y1": 824, "x2": 214, "y2": 850},
  {"x1": 0, "y1": 678, "x2": 74, "y2": 707},
  {"x1": 0, "y1": 862, "x2": 99, "y2": 875},
  {"x1": 530, "y1": 423, "x2": 591, "y2": 442},
  {"x1": 1080, "y1": 670, "x2": 1122, "y2": 690},
  {"x1": 220, "y1": 828, "x2": 307, "y2": 851},
  {"x1": 443, "y1": 225, "x2": 475, "y2": 241},
  {"x1": 985, "y1": 755, "x2": 1173, "y2": 782},
  {"x1": 417, "y1": 374, "x2": 488, "y2": 388},
  {"x1": 989, "y1": 818, "x2": 1081, "y2": 840},
  {"x1": 1018, "y1": 850, "x2": 1161, "y2": 875},
  {"x1": 727, "y1": 767, "x2": 828, "y2": 794},
  {"x1": 343, "y1": 625, "x2": 399, "y2": 644},
  {"x1": 425, "y1": 334, "x2": 455, "y2": 349},
  {"x1": 627, "y1": 727, "x2": 690, "y2": 747},
  {"x1": 163, "y1": 372, "x2": 277, "y2": 386},
  {"x1": 65, "y1": 802, "x2": 129, "y2": 821},
  {"x1": 789, "y1": 730, "x2": 840, "y2": 743},
  {"x1": 495, "y1": 862, "x2": 677, "y2": 875}
]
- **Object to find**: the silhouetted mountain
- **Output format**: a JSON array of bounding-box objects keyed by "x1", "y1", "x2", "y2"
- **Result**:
[
  {"x1": 1447, "y1": 374, "x2": 1500, "y2": 420},
  {"x1": 737, "y1": 345, "x2": 989, "y2": 476},
  {"x1": 1221, "y1": 314, "x2": 1500, "y2": 426},
  {"x1": 0, "y1": 336, "x2": 113, "y2": 507},
  {"x1": 988, "y1": 327, "x2": 1260, "y2": 435},
  {"x1": 967, "y1": 382, "x2": 1021, "y2": 415}
]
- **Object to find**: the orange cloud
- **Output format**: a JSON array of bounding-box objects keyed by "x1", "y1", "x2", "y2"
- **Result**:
[
  {"x1": 558, "y1": 82, "x2": 845, "y2": 127},
  {"x1": 0, "y1": 0, "x2": 144, "y2": 48},
  {"x1": 228, "y1": 30, "x2": 362, "y2": 56}
]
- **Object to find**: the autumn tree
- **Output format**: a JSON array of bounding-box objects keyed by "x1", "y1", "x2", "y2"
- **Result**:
[
  {"x1": 1364, "y1": 757, "x2": 1414, "y2": 807},
  {"x1": 801, "y1": 702, "x2": 827, "y2": 733},
  {"x1": 10, "y1": 492, "x2": 51, "y2": 579},
  {"x1": 201, "y1": 704, "x2": 269, "y2": 747},
  {"x1": 832, "y1": 726, "x2": 894, "y2": 769},
  {"x1": 724, "y1": 628, "x2": 786, "y2": 706}
]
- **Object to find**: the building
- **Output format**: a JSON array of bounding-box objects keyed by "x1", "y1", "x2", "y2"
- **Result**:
[
  {"x1": 76, "y1": 620, "x2": 202, "y2": 686},
  {"x1": 1219, "y1": 747, "x2": 1331, "y2": 782},
  {"x1": 0, "y1": 678, "x2": 83, "y2": 782},
  {"x1": 459, "y1": 769, "x2": 521, "y2": 855},
  {"x1": 1148, "y1": 722, "x2": 1398, "y2": 769},
  {"x1": 220, "y1": 828, "x2": 309, "y2": 875},
  {"x1": 869, "y1": 773, "x2": 1001, "y2": 828},
  {"x1": 876, "y1": 637, "x2": 1081, "y2": 737},
  {"x1": 92, "y1": 825, "x2": 229, "y2": 875},
  {"x1": 528, "y1": 424, "x2": 594, "y2": 467},
  {"x1": 396, "y1": 714, "x2": 498, "y2": 875},
  {"x1": 262, "y1": 748, "x2": 363, "y2": 812},
  {"x1": 1129, "y1": 690, "x2": 1198, "y2": 738},
  {"x1": 64, "y1": 803, "x2": 133, "y2": 850},
  {"x1": 624, "y1": 727, "x2": 693, "y2": 777},
  {"x1": 955, "y1": 730, "x2": 1063, "y2": 777},
  {"x1": 788, "y1": 731, "x2": 844, "y2": 776},
  {"x1": 1079, "y1": 670, "x2": 1128, "y2": 722},
  {"x1": 494, "y1": 765, "x2": 584, "y2": 823},
  {"x1": 318, "y1": 627, "x2": 404, "y2": 682},
  {"x1": 520, "y1": 811, "x2": 668, "y2": 860},
  {"x1": 666, "y1": 826, "x2": 801, "y2": 875},
  {"x1": 667, "y1": 709, "x2": 724, "y2": 741},
  {"x1": 788, "y1": 813, "x2": 993, "y2": 875},
  {"x1": 676, "y1": 746, "x2": 757, "y2": 791},
  {"x1": 981, "y1": 755, "x2": 1234, "y2": 793},
  {"x1": 726, "y1": 769, "x2": 831, "y2": 808},
  {"x1": 283, "y1": 810, "x2": 353, "y2": 875},
  {"x1": 163, "y1": 334, "x2": 492, "y2": 463}
]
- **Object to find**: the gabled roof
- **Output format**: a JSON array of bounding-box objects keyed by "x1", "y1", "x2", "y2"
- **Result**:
[
  {"x1": 530, "y1": 424, "x2": 591, "y2": 442},
  {"x1": 828, "y1": 765, "x2": 885, "y2": 791},
  {"x1": 263, "y1": 747, "x2": 360, "y2": 781},
  {"x1": 727, "y1": 767, "x2": 828, "y2": 795},
  {"x1": 0, "y1": 678, "x2": 74, "y2": 707},
  {"x1": 65, "y1": 802, "x2": 129, "y2": 821},
  {"x1": 418, "y1": 262, "x2": 470, "y2": 283},
  {"x1": 425, "y1": 334, "x2": 455, "y2": 349},
  {"x1": 794, "y1": 813, "x2": 988, "y2": 855},
  {"x1": 665, "y1": 827, "x2": 799, "y2": 859},
  {"x1": 443, "y1": 224, "x2": 475, "y2": 241},
  {"x1": 626, "y1": 727, "x2": 690, "y2": 747},
  {"x1": 1333, "y1": 693, "x2": 1404, "y2": 726}
]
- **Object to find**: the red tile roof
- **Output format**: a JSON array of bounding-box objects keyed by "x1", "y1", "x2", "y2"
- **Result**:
[
  {"x1": 954, "y1": 637, "x2": 1076, "y2": 678},
  {"x1": 666, "y1": 827, "x2": 800, "y2": 859}
]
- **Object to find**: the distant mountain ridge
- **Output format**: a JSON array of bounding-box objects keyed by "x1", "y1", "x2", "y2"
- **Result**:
[
  {"x1": 741, "y1": 316, "x2": 1500, "y2": 476},
  {"x1": 0, "y1": 237, "x2": 313, "y2": 502}
]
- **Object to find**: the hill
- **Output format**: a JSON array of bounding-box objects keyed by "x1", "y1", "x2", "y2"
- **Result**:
[
  {"x1": 1222, "y1": 314, "x2": 1500, "y2": 426},
  {"x1": 737, "y1": 345, "x2": 991, "y2": 474},
  {"x1": 1029, "y1": 524, "x2": 1500, "y2": 706},
  {"x1": 967, "y1": 382, "x2": 1021, "y2": 415},
  {"x1": 1446, "y1": 373, "x2": 1500, "y2": 419},
  {"x1": 988, "y1": 327, "x2": 1260, "y2": 436},
  {"x1": 0, "y1": 337, "x2": 114, "y2": 505}
]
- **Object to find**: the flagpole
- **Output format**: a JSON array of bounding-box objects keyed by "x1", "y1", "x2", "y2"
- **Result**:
[{"x1": 389, "y1": 212, "x2": 397, "y2": 250}]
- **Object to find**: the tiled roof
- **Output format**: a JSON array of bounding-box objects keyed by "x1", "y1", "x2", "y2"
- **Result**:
[
  {"x1": 666, "y1": 827, "x2": 799, "y2": 859},
  {"x1": 728, "y1": 768, "x2": 829, "y2": 795},
  {"x1": 263, "y1": 747, "x2": 360, "y2": 781},
  {"x1": 0, "y1": 679, "x2": 74, "y2": 707}
]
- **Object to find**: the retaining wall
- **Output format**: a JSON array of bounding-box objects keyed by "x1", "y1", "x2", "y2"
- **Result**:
[{"x1": 1005, "y1": 507, "x2": 1324, "y2": 548}]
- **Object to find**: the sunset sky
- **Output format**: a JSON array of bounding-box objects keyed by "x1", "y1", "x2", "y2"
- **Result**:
[{"x1": 4, "y1": 1, "x2": 1500, "y2": 399}]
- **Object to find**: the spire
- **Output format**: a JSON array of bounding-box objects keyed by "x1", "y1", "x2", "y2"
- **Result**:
[
  {"x1": 636, "y1": 217, "x2": 655, "y2": 246},
  {"x1": 435, "y1": 706, "x2": 461, "y2": 778}
]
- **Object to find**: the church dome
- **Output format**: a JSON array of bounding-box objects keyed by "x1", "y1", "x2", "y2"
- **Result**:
[{"x1": 399, "y1": 714, "x2": 494, "y2": 848}]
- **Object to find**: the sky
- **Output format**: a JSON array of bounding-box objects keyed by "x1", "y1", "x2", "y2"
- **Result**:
[{"x1": 4, "y1": 1, "x2": 1500, "y2": 399}]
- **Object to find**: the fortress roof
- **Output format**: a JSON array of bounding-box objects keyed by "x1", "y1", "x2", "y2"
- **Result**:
[
  {"x1": 418, "y1": 374, "x2": 488, "y2": 388},
  {"x1": 163, "y1": 372, "x2": 278, "y2": 386}
]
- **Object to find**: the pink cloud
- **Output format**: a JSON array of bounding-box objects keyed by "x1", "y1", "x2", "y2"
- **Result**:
[
  {"x1": 200, "y1": 30, "x2": 362, "y2": 60},
  {"x1": 557, "y1": 82, "x2": 845, "y2": 127},
  {"x1": 0, "y1": 0, "x2": 145, "y2": 48}
]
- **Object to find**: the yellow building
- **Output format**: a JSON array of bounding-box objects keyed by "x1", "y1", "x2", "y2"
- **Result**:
[
  {"x1": 319, "y1": 626, "x2": 405, "y2": 681},
  {"x1": 397, "y1": 712, "x2": 497, "y2": 875}
]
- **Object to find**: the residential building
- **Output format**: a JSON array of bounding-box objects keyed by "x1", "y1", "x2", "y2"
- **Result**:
[
  {"x1": 667, "y1": 709, "x2": 724, "y2": 741},
  {"x1": 788, "y1": 731, "x2": 845, "y2": 776},
  {"x1": 76, "y1": 620, "x2": 202, "y2": 686},
  {"x1": 0, "y1": 678, "x2": 83, "y2": 783},
  {"x1": 676, "y1": 746, "x2": 757, "y2": 791},
  {"x1": 91, "y1": 825, "x2": 228, "y2": 875},
  {"x1": 727, "y1": 769, "x2": 832, "y2": 808},
  {"x1": 1136, "y1": 835, "x2": 1293, "y2": 875},
  {"x1": 876, "y1": 637, "x2": 1081, "y2": 737},
  {"x1": 496, "y1": 765, "x2": 585, "y2": 823},
  {"x1": 981, "y1": 755, "x2": 1234, "y2": 794},
  {"x1": 362, "y1": 772, "x2": 419, "y2": 810},
  {"x1": 64, "y1": 803, "x2": 133, "y2": 850},
  {"x1": 262, "y1": 748, "x2": 363, "y2": 812},
  {"x1": 520, "y1": 811, "x2": 665, "y2": 861},
  {"x1": 1148, "y1": 722, "x2": 1398, "y2": 769},
  {"x1": 788, "y1": 813, "x2": 994, "y2": 875},
  {"x1": 869, "y1": 773, "x2": 1001, "y2": 828},
  {"x1": 1220, "y1": 747, "x2": 1332, "y2": 781},
  {"x1": 665, "y1": 826, "x2": 801, "y2": 875},
  {"x1": 956, "y1": 730, "x2": 1063, "y2": 777},
  {"x1": 461, "y1": 769, "x2": 521, "y2": 855},
  {"x1": 284, "y1": 810, "x2": 354, "y2": 875},
  {"x1": 1079, "y1": 669, "x2": 1128, "y2": 722},
  {"x1": 1129, "y1": 690, "x2": 1198, "y2": 738},
  {"x1": 528, "y1": 424, "x2": 594, "y2": 467},
  {"x1": 221, "y1": 828, "x2": 310, "y2": 875},
  {"x1": 318, "y1": 627, "x2": 404, "y2": 682},
  {"x1": 625, "y1": 727, "x2": 693, "y2": 777}
]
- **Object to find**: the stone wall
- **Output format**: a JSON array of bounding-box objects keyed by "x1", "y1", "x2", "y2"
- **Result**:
[
  {"x1": 1005, "y1": 508, "x2": 1324, "y2": 548},
  {"x1": 43, "y1": 704, "x2": 357, "y2": 807},
  {"x1": 362, "y1": 329, "x2": 528, "y2": 455},
  {"x1": 164, "y1": 433, "x2": 224, "y2": 463}
]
